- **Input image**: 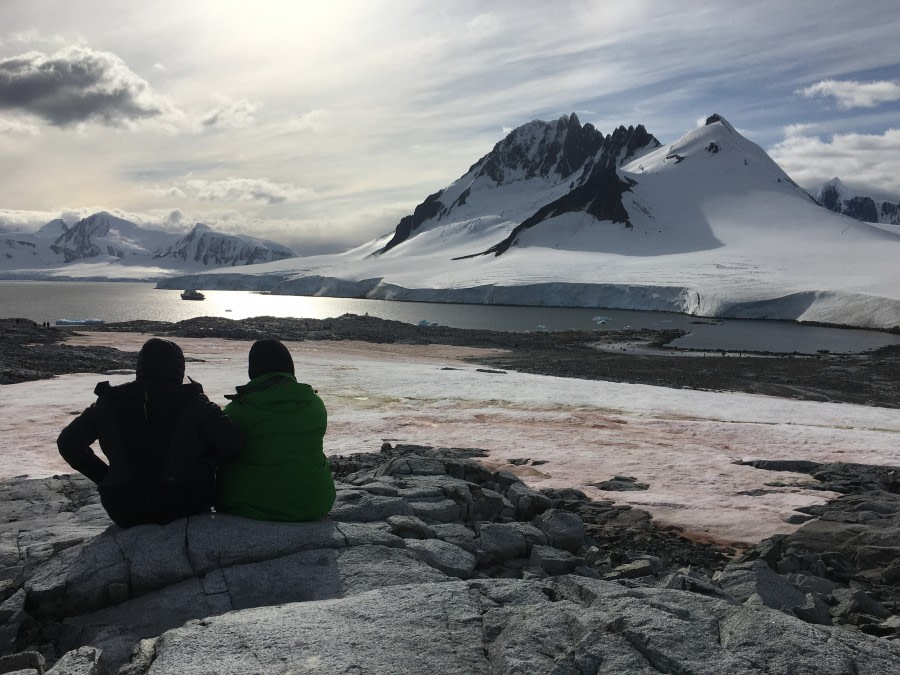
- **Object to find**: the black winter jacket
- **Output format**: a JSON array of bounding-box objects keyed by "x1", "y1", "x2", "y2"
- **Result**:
[{"x1": 57, "y1": 378, "x2": 244, "y2": 527}]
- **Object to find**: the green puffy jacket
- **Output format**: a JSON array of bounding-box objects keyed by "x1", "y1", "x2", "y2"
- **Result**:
[{"x1": 215, "y1": 372, "x2": 335, "y2": 521}]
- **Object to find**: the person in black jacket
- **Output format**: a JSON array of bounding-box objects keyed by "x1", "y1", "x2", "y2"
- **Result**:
[{"x1": 57, "y1": 338, "x2": 244, "y2": 528}]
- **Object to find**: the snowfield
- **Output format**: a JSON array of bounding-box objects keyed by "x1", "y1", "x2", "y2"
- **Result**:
[{"x1": 2, "y1": 332, "x2": 897, "y2": 549}]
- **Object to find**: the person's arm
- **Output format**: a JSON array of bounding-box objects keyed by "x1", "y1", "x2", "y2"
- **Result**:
[
  {"x1": 57, "y1": 406, "x2": 109, "y2": 484},
  {"x1": 198, "y1": 399, "x2": 245, "y2": 459}
]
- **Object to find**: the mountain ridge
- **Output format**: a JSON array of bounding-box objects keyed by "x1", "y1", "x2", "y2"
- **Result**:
[
  {"x1": 378, "y1": 113, "x2": 660, "y2": 254},
  {"x1": 816, "y1": 178, "x2": 900, "y2": 225},
  {"x1": 156, "y1": 112, "x2": 900, "y2": 331},
  {"x1": 0, "y1": 212, "x2": 296, "y2": 274}
]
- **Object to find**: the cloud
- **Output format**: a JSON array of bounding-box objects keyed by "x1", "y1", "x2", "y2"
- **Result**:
[
  {"x1": 797, "y1": 79, "x2": 900, "y2": 110},
  {"x1": 0, "y1": 30, "x2": 70, "y2": 48},
  {"x1": 783, "y1": 122, "x2": 818, "y2": 138},
  {"x1": 0, "y1": 116, "x2": 39, "y2": 135},
  {"x1": 287, "y1": 109, "x2": 327, "y2": 133},
  {"x1": 769, "y1": 128, "x2": 900, "y2": 199},
  {"x1": 0, "y1": 45, "x2": 180, "y2": 128},
  {"x1": 200, "y1": 96, "x2": 259, "y2": 130},
  {"x1": 156, "y1": 177, "x2": 313, "y2": 205}
]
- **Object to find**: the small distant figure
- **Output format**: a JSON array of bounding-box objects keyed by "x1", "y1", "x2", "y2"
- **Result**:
[
  {"x1": 215, "y1": 339, "x2": 335, "y2": 522},
  {"x1": 57, "y1": 338, "x2": 244, "y2": 528}
]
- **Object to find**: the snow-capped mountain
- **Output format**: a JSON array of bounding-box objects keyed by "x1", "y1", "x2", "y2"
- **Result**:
[
  {"x1": 816, "y1": 178, "x2": 900, "y2": 226},
  {"x1": 51, "y1": 212, "x2": 174, "y2": 263},
  {"x1": 155, "y1": 223, "x2": 295, "y2": 266},
  {"x1": 0, "y1": 211, "x2": 297, "y2": 276},
  {"x1": 160, "y1": 113, "x2": 900, "y2": 330},
  {"x1": 377, "y1": 113, "x2": 658, "y2": 254}
]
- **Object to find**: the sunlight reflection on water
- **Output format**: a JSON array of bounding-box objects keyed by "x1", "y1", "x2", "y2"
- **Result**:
[{"x1": 2, "y1": 280, "x2": 899, "y2": 354}]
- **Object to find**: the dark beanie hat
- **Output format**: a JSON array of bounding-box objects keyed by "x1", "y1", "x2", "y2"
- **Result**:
[
  {"x1": 248, "y1": 339, "x2": 295, "y2": 380},
  {"x1": 136, "y1": 338, "x2": 185, "y2": 383}
]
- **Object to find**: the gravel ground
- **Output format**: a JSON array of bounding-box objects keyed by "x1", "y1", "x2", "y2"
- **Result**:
[{"x1": 4, "y1": 314, "x2": 897, "y2": 408}]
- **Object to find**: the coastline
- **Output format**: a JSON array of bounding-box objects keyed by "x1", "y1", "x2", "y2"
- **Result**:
[{"x1": 28, "y1": 313, "x2": 900, "y2": 407}]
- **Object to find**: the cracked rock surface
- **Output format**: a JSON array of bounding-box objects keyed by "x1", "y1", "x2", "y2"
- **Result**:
[{"x1": 0, "y1": 446, "x2": 898, "y2": 673}]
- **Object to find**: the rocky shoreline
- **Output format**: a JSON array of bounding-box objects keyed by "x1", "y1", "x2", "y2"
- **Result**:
[
  {"x1": 0, "y1": 445, "x2": 897, "y2": 673},
  {"x1": 4, "y1": 314, "x2": 900, "y2": 407}
]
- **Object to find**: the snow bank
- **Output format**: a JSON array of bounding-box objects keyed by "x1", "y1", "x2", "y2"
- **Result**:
[{"x1": 2, "y1": 332, "x2": 898, "y2": 548}]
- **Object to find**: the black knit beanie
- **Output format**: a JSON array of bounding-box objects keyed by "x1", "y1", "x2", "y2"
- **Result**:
[
  {"x1": 136, "y1": 338, "x2": 185, "y2": 383},
  {"x1": 248, "y1": 339, "x2": 295, "y2": 380}
]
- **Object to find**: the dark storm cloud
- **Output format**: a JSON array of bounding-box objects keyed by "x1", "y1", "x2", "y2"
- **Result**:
[{"x1": 0, "y1": 46, "x2": 172, "y2": 127}]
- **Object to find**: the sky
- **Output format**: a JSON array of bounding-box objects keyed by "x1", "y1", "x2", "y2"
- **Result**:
[{"x1": 0, "y1": 0, "x2": 898, "y2": 255}]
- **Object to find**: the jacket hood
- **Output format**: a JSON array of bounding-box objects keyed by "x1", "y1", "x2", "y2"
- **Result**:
[
  {"x1": 227, "y1": 373, "x2": 317, "y2": 410},
  {"x1": 136, "y1": 338, "x2": 185, "y2": 383}
]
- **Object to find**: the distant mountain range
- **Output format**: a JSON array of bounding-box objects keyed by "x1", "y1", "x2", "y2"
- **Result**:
[
  {"x1": 0, "y1": 212, "x2": 295, "y2": 277},
  {"x1": 157, "y1": 113, "x2": 900, "y2": 331},
  {"x1": 815, "y1": 178, "x2": 900, "y2": 225}
]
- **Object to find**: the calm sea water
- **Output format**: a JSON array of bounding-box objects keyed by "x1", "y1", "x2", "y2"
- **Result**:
[{"x1": 2, "y1": 280, "x2": 899, "y2": 354}]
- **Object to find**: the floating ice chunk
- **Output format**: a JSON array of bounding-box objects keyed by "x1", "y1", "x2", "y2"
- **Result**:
[{"x1": 55, "y1": 318, "x2": 104, "y2": 326}]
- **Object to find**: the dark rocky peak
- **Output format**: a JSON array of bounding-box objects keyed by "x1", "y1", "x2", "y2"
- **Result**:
[
  {"x1": 377, "y1": 190, "x2": 445, "y2": 254},
  {"x1": 378, "y1": 115, "x2": 659, "y2": 255},
  {"x1": 475, "y1": 113, "x2": 606, "y2": 185},
  {"x1": 598, "y1": 124, "x2": 659, "y2": 170},
  {"x1": 71, "y1": 211, "x2": 113, "y2": 237},
  {"x1": 182, "y1": 223, "x2": 212, "y2": 242},
  {"x1": 842, "y1": 196, "x2": 880, "y2": 223},
  {"x1": 53, "y1": 212, "x2": 117, "y2": 260},
  {"x1": 704, "y1": 113, "x2": 736, "y2": 135},
  {"x1": 818, "y1": 178, "x2": 842, "y2": 212}
]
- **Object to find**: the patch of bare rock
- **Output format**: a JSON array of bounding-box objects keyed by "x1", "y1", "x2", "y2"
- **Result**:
[
  {"x1": 0, "y1": 445, "x2": 898, "y2": 673},
  {"x1": 0, "y1": 319, "x2": 134, "y2": 385}
]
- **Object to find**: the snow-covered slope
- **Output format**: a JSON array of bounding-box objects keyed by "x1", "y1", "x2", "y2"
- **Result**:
[
  {"x1": 34, "y1": 219, "x2": 68, "y2": 240},
  {"x1": 816, "y1": 178, "x2": 900, "y2": 226},
  {"x1": 156, "y1": 224, "x2": 295, "y2": 266},
  {"x1": 0, "y1": 233, "x2": 60, "y2": 270},
  {"x1": 158, "y1": 113, "x2": 900, "y2": 330}
]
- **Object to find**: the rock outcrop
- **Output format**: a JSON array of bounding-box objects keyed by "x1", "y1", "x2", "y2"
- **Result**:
[
  {"x1": 817, "y1": 178, "x2": 900, "y2": 225},
  {"x1": 0, "y1": 319, "x2": 136, "y2": 385},
  {"x1": 0, "y1": 446, "x2": 898, "y2": 673},
  {"x1": 737, "y1": 459, "x2": 900, "y2": 635}
]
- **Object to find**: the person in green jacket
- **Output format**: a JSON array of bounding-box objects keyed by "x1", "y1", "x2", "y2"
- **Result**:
[{"x1": 215, "y1": 339, "x2": 335, "y2": 521}]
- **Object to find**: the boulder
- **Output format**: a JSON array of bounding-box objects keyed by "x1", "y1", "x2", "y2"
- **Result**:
[
  {"x1": 474, "y1": 523, "x2": 528, "y2": 568},
  {"x1": 716, "y1": 560, "x2": 807, "y2": 611},
  {"x1": 529, "y1": 545, "x2": 581, "y2": 575},
  {"x1": 531, "y1": 509, "x2": 585, "y2": 553}
]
